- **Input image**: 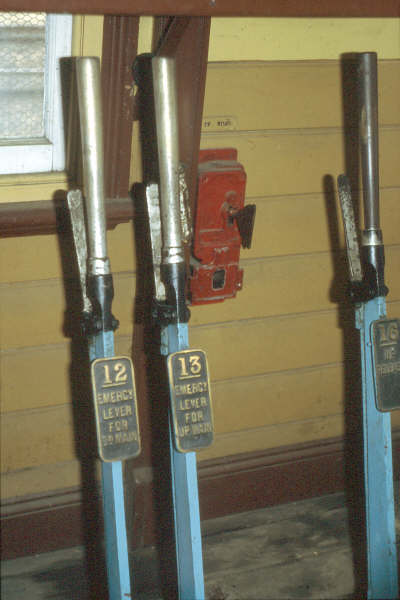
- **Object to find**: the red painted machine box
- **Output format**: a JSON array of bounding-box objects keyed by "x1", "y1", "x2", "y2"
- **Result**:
[{"x1": 190, "y1": 148, "x2": 254, "y2": 305}]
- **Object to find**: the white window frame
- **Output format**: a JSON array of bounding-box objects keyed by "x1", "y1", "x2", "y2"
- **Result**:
[{"x1": 0, "y1": 14, "x2": 73, "y2": 175}]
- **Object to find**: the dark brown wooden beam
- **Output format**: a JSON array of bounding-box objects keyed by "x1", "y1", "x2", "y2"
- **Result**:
[
  {"x1": 153, "y1": 17, "x2": 191, "y2": 56},
  {"x1": 102, "y1": 15, "x2": 139, "y2": 199},
  {"x1": 154, "y1": 16, "x2": 211, "y2": 214},
  {"x1": 0, "y1": 0, "x2": 398, "y2": 17},
  {"x1": 0, "y1": 197, "x2": 134, "y2": 237}
]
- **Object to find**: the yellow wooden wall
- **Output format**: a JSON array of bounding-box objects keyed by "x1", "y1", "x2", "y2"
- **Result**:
[
  {"x1": 1, "y1": 17, "x2": 399, "y2": 502},
  {"x1": 196, "y1": 58, "x2": 400, "y2": 459}
]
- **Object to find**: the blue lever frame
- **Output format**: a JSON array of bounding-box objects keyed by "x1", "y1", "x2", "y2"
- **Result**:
[
  {"x1": 356, "y1": 297, "x2": 398, "y2": 599},
  {"x1": 89, "y1": 331, "x2": 132, "y2": 600},
  {"x1": 161, "y1": 323, "x2": 205, "y2": 599}
]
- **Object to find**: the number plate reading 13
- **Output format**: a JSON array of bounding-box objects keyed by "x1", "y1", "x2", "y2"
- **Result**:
[
  {"x1": 372, "y1": 318, "x2": 400, "y2": 412},
  {"x1": 91, "y1": 356, "x2": 141, "y2": 461},
  {"x1": 167, "y1": 349, "x2": 214, "y2": 452}
]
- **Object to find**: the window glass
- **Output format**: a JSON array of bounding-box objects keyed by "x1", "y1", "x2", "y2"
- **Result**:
[
  {"x1": 0, "y1": 13, "x2": 46, "y2": 140},
  {"x1": 0, "y1": 13, "x2": 72, "y2": 175}
]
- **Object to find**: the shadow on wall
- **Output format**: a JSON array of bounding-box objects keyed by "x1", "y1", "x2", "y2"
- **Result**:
[
  {"x1": 56, "y1": 56, "x2": 106, "y2": 595},
  {"x1": 54, "y1": 189, "x2": 108, "y2": 600},
  {"x1": 322, "y1": 53, "x2": 369, "y2": 597},
  {"x1": 131, "y1": 52, "x2": 179, "y2": 600}
]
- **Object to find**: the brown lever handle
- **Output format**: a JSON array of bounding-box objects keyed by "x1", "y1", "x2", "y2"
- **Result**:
[{"x1": 230, "y1": 204, "x2": 256, "y2": 249}]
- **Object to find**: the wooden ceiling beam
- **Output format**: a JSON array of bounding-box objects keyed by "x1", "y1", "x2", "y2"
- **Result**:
[
  {"x1": 0, "y1": 0, "x2": 398, "y2": 17},
  {"x1": 0, "y1": 197, "x2": 134, "y2": 237}
]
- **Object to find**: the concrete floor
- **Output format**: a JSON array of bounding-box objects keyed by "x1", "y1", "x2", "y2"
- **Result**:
[{"x1": 2, "y1": 492, "x2": 399, "y2": 599}]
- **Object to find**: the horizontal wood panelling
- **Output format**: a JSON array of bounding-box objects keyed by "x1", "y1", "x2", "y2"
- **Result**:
[
  {"x1": 211, "y1": 362, "x2": 400, "y2": 439},
  {"x1": 1, "y1": 361, "x2": 351, "y2": 470},
  {"x1": 8, "y1": 354, "x2": 400, "y2": 472},
  {"x1": 0, "y1": 336, "x2": 137, "y2": 415},
  {"x1": 2, "y1": 244, "x2": 399, "y2": 350},
  {"x1": 0, "y1": 281, "x2": 66, "y2": 349},
  {"x1": 203, "y1": 61, "x2": 400, "y2": 131},
  {"x1": 211, "y1": 364, "x2": 345, "y2": 433},
  {"x1": 190, "y1": 311, "x2": 349, "y2": 381},
  {"x1": 4, "y1": 354, "x2": 375, "y2": 471},
  {"x1": 1, "y1": 345, "x2": 71, "y2": 414},
  {"x1": 200, "y1": 128, "x2": 400, "y2": 198},
  {"x1": 0, "y1": 221, "x2": 136, "y2": 284},
  {"x1": 192, "y1": 302, "x2": 400, "y2": 381},
  {"x1": 2, "y1": 430, "x2": 399, "y2": 509},
  {"x1": 208, "y1": 20, "x2": 400, "y2": 60},
  {"x1": 2, "y1": 189, "x2": 399, "y2": 287},
  {"x1": 0, "y1": 174, "x2": 69, "y2": 205},
  {"x1": 1, "y1": 460, "x2": 82, "y2": 501},
  {"x1": 1, "y1": 405, "x2": 76, "y2": 472},
  {"x1": 0, "y1": 361, "x2": 350, "y2": 473},
  {"x1": 2, "y1": 56, "x2": 400, "y2": 504},
  {"x1": 192, "y1": 254, "x2": 340, "y2": 326},
  {"x1": 3, "y1": 432, "x2": 400, "y2": 560},
  {"x1": 3, "y1": 300, "x2": 400, "y2": 413},
  {"x1": 0, "y1": 334, "x2": 135, "y2": 414},
  {"x1": 201, "y1": 409, "x2": 399, "y2": 461},
  {"x1": 191, "y1": 245, "x2": 400, "y2": 326},
  {"x1": 248, "y1": 189, "x2": 400, "y2": 260},
  {"x1": 0, "y1": 235, "x2": 62, "y2": 284},
  {"x1": 0, "y1": 403, "x2": 344, "y2": 472},
  {"x1": 199, "y1": 415, "x2": 345, "y2": 461},
  {"x1": 12, "y1": 393, "x2": 396, "y2": 476},
  {"x1": 0, "y1": 273, "x2": 136, "y2": 350}
]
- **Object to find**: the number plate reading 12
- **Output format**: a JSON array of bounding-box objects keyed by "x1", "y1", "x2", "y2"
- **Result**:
[
  {"x1": 167, "y1": 349, "x2": 214, "y2": 452},
  {"x1": 91, "y1": 356, "x2": 141, "y2": 461},
  {"x1": 372, "y1": 318, "x2": 400, "y2": 412}
]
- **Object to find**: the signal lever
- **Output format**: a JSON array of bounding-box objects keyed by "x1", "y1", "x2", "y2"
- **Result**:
[
  {"x1": 337, "y1": 173, "x2": 388, "y2": 303},
  {"x1": 228, "y1": 203, "x2": 256, "y2": 249}
]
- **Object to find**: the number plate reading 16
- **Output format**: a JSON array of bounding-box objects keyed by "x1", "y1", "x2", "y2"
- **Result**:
[
  {"x1": 372, "y1": 318, "x2": 400, "y2": 412},
  {"x1": 91, "y1": 356, "x2": 141, "y2": 461},
  {"x1": 167, "y1": 349, "x2": 214, "y2": 452}
]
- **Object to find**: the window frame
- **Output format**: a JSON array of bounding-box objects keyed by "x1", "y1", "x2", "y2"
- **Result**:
[{"x1": 0, "y1": 14, "x2": 72, "y2": 175}]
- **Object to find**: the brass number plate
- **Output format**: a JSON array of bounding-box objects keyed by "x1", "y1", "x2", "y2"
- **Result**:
[
  {"x1": 372, "y1": 318, "x2": 400, "y2": 412},
  {"x1": 167, "y1": 349, "x2": 214, "y2": 452},
  {"x1": 91, "y1": 356, "x2": 141, "y2": 461}
]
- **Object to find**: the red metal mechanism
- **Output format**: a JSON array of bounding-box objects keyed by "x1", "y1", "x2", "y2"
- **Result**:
[{"x1": 189, "y1": 148, "x2": 255, "y2": 305}]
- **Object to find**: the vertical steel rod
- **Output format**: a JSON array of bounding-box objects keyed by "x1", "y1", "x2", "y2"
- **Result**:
[
  {"x1": 359, "y1": 52, "x2": 380, "y2": 232},
  {"x1": 151, "y1": 57, "x2": 182, "y2": 265},
  {"x1": 76, "y1": 58, "x2": 108, "y2": 271},
  {"x1": 76, "y1": 57, "x2": 132, "y2": 600}
]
